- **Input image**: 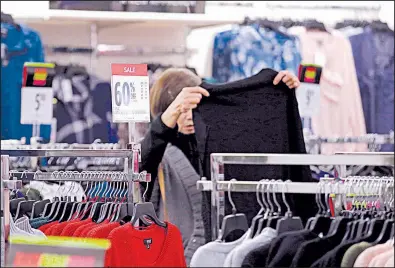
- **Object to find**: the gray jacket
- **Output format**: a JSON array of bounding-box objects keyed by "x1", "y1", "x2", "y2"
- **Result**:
[{"x1": 150, "y1": 145, "x2": 206, "y2": 266}]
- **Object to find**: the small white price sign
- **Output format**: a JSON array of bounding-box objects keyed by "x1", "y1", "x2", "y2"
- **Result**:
[
  {"x1": 111, "y1": 64, "x2": 150, "y2": 123},
  {"x1": 296, "y1": 82, "x2": 321, "y2": 117},
  {"x1": 20, "y1": 87, "x2": 53, "y2": 125}
]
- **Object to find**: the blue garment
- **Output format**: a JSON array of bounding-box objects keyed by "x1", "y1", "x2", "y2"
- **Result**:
[
  {"x1": 212, "y1": 24, "x2": 301, "y2": 83},
  {"x1": 91, "y1": 81, "x2": 117, "y2": 143},
  {"x1": 349, "y1": 27, "x2": 394, "y2": 151},
  {"x1": 1, "y1": 23, "x2": 49, "y2": 142}
]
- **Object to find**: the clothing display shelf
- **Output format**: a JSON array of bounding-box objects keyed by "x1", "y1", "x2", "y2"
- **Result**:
[{"x1": 205, "y1": 152, "x2": 394, "y2": 240}]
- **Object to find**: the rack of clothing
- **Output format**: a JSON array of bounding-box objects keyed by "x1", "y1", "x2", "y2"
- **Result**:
[
  {"x1": 2, "y1": 146, "x2": 188, "y2": 267},
  {"x1": 193, "y1": 176, "x2": 394, "y2": 267},
  {"x1": 205, "y1": 152, "x2": 394, "y2": 241}
]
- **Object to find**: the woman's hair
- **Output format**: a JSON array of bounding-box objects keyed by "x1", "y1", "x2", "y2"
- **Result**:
[{"x1": 150, "y1": 68, "x2": 201, "y2": 117}]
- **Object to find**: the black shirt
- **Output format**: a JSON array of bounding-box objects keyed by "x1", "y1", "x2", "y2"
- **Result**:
[
  {"x1": 197, "y1": 68, "x2": 317, "y2": 241},
  {"x1": 266, "y1": 230, "x2": 319, "y2": 267},
  {"x1": 291, "y1": 236, "x2": 339, "y2": 267},
  {"x1": 241, "y1": 242, "x2": 271, "y2": 267}
]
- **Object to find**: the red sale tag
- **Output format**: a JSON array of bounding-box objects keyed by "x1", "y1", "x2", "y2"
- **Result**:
[{"x1": 110, "y1": 64, "x2": 150, "y2": 123}]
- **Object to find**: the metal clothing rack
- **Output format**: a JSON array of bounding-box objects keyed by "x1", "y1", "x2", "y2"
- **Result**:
[{"x1": 204, "y1": 153, "x2": 395, "y2": 240}]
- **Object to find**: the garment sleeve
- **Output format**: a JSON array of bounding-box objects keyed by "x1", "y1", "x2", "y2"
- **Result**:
[
  {"x1": 139, "y1": 114, "x2": 178, "y2": 200},
  {"x1": 342, "y1": 38, "x2": 367, "y2": 150}
]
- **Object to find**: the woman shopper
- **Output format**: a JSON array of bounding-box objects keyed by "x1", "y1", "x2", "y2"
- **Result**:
[{"x1": 140, "y1": 68, "x2": 300, "y2": 196}]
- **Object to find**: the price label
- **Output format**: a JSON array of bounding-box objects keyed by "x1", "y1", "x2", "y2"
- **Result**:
[
  {"x1": 20, "y1": 87, "x2": 54, "y2": 125},
  {"x1": 297, "y1": 64, "x2": 322, "y2": 117},
  {"x1": 296, "y1": 83, "x2": 321, "y2": 117},
  {"x1": 111, "y1": 64, "x2": 150, "y2": 123}
]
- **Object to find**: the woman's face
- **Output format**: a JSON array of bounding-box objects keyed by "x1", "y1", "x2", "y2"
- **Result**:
[{"x1": 177, "y1": 110, "x2": 195, "y2": 135}]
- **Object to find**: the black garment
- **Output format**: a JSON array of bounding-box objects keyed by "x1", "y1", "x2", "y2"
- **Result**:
[
  {"x1": 310, "y1": 240, "x2": 361, "y2": 267},
  {"x1": 241, "y1": 242, "x2": 271, "y2": 267},
  {"x1": 290, "y1": 235, "x2": 341, "y2": 267},
  {"x1": 140, "y1": 114, "x2": 202, "y2": 201},
  {"x1": 266, "y1": 230, "x2": 319, "y2": 267},
  {"x1": 196, "y1": 68, "x2": 317, "y2": 241}
]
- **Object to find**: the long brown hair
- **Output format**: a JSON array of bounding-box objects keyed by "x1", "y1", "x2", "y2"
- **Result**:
[{"x1": 150, "y1": 68, "x2": 201, "y2": 117}]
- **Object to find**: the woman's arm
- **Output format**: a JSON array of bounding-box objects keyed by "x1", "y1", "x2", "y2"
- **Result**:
[{"x1": 140, "y1": 114, "x2": 177, "y2": 180}]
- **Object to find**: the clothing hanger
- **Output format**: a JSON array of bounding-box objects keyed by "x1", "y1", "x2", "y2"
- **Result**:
[
  {"x1": 82, "y1": 179, "x2": 105, "y2": 221},
  {"x1": 249, "y1": 180, "x2": 267, "y2": 238},
  {"x1": 309, "y1": 181, "x2": 332, "y2": 235},
  {"x1": 370, "y1": 20, "x2": 392, "y2": 32},
  {"x1": 324, "y1": 182, "x2": 353, "y2": 240},
  {"x1": 304, "y1": 19, "x2": 328, "y2": 32},
  {"x1": 42, "y1": 172, "x2": 63, "y2": 218},
  {"x1": 77, "y1": 175, "x2": 100, "y2": 220},
  {"x1": 217, "y1": 179, "x2": 248, "y2": 242},
  {"x1": 97, "y1": 180, "x2": 116, "y2": 223},
  {"x1": 48, "y1": 181, "x2": 67, "y2": 221},
  {"x1": 67, "y1": 178, "x2": 91, "y2": 221},
  {"x1": 15, "y1": 186, "x2": 36, "y2": 220},
  {"x1": 58, "y1": 180, "x2": 77, "y2": 222},
  {"x1": 275, "y1": 180, "x2": 303, "y2": 234},
  {"x1": 101, "y1": 180, "x2": 125, "y2": 223},
  {"x1": 130, "y1": 173, "x2": 166, "y2": 228},
  {"x1": 9, "y1": 184, "x2": 26, "y2": 218},
  {"x1": 255, "y1": 181, "x2": 272, "y2": 236},
  {"x1": 31, "y1": 172, "x2": 51, "y2": 219},
  {"x1": 266, "y1": 181, "x2": 282, "y2": 230}
]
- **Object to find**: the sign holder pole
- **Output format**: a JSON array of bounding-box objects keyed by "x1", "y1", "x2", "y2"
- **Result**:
[{"x1": 128, "y1": 122, "x2": 140, "y2": 203}]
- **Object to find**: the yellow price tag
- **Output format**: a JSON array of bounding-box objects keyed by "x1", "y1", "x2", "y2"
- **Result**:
[{"x1": 39, "y1": 254, "x2": 69, "y2": 267}]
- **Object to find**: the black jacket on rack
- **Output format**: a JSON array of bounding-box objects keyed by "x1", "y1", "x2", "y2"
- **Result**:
[{"x1": 140, "y1": 68, "x2": 317, "y2": 242}]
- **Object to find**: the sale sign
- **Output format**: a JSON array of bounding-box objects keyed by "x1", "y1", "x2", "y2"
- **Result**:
[
  {"x1": 111, "y1": 64, "x2": 150, "y2": 123},
  {"x1": 296, "y1": 64, "x2": 323, "y2": 117},
  {"x1": 20, "y1": 62, "x2": 55, "y2": 125}
]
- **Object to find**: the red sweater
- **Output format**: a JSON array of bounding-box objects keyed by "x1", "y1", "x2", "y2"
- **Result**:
[
  {"x1": 106, "y1": 222, "x2": 186, "y2": 267},
  {"x1": 60, "y1": 219, "x2": 92, "y2": 237},
  {"x1": 86, "y1": 222, "x2": 120, "y2": 239},
  {"x1": 39, "y1": 221, "x2": 58, "y2": 234},
  {"x1": 79, "y1": 220, "x2": 110, "y2": 238},
  {"x1": 73, "y1": 222, "x2": 97, "y2": 237}
]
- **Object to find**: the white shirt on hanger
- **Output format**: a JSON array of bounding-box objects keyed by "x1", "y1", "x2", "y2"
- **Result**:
[{"x1": 190, "y1": 229, "x2": 251, "y2": 267}]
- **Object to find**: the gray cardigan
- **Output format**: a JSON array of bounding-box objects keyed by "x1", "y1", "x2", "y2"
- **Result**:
[{"x1": 150, "y1": 145, "x2": 206, "y2": 265}]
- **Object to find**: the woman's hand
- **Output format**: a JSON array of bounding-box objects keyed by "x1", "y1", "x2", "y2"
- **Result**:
[
  {"x1": 161, "y1": 86, "x2": 210, "y2": 129},
  {"x1": 273, "y1": 70, "x2": 300, "y2": 89}
]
